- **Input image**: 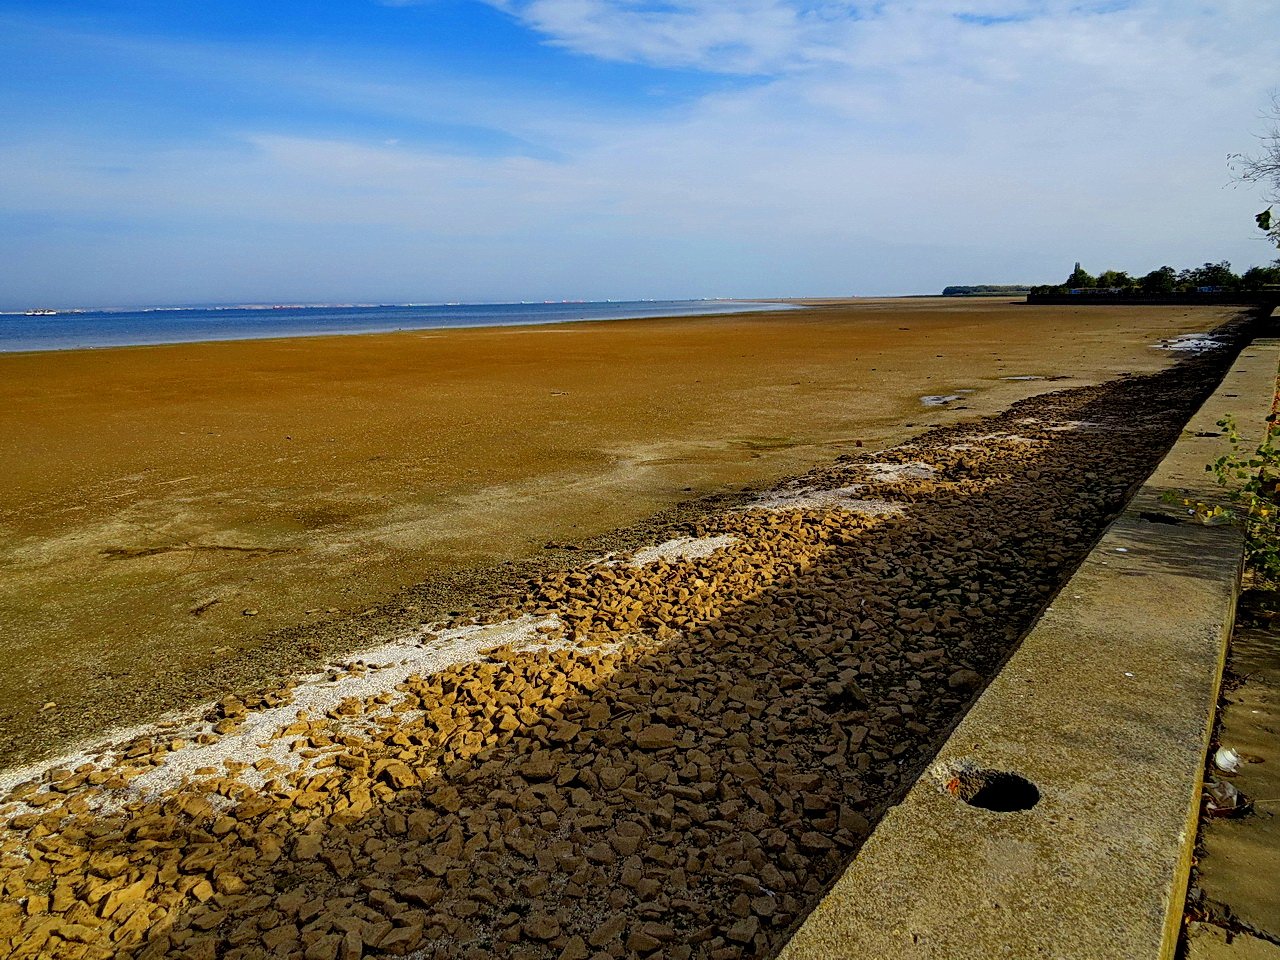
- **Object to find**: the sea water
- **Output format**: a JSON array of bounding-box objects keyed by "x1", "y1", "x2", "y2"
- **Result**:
[{"x1": 0, "y1": 300, "x2": 793, "y2": 353}]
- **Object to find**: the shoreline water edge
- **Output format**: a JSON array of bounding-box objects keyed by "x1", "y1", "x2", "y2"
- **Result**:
[{"x1": 0, "y1": 300, "x2": 796, "y2": 353}]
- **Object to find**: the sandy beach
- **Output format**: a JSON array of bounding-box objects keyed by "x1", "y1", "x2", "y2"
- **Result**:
[
  {"x1": 0, "y1": 298, "x2": 1243, "y2": 767},
  {"x1": 0, "y1": 312, "x2": 1257, "y2": 960}
]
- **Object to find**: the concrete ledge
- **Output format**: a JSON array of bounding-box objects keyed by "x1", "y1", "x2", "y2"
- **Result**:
[{"x1": 778, "y1": 339, "x2": 1280, "y2": 960}]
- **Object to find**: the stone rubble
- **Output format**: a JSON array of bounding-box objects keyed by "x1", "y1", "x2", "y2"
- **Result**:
[{"x1": 0, "y1": 343, "x2": 1240, "y2": 960}]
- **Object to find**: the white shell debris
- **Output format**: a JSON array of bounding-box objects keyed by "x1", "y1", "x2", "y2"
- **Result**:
[
  {"x1": 627, "y1": 535, "x2": 738, "y2": 567},
  {"x1": 747, "y1": 486, "x2": 905, "y2": 515},
  {"x1": 861, "y1": 461, "x2": 936, "y2": 482},
  {"x1": 1214, "y1": 746, "x2": 1243, "y2": 775},
  {"x1": 1157, "y1": 334, "x2": 1226, "y2": 353}
]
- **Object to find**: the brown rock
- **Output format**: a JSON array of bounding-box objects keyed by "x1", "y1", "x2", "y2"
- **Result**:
[
  {"x1": 523, "y1": 915, "x2": 561, "y2": 941},
  {"x1": 428, "y1": 786, "x2": 462, "y2": 813},
  {"x1": 550, "y1": 721, "x2": 582, "y2": 743},
  {"x1": 340, "y1": 930, "x2": 363, "y2": 960},
  {"x1": 751, "y1": 896, "x2": 777, "y2": 918},
  {"x1": 726, "y1": 916, "x2": 760, "y2": 944},
  {"x1": 799, "y1": 832, "x2": 834, "y2": 851},
  {"x1": 406, "y1": 810, "x2": 432, "y2": 841},
  {"x1": 639, "y1": 922, "x2": 675, "y2": 942},
  {"x1": 588, "y1": 913, "x2": 627, "y2": 947},
  {"x1": 634, "y1": 725, "x2": 677, "y2": 750},
  {"x1": 376, "y1": 761, "x2": 419, "y2": 790},
  {"x1": 379, "y1": 923, "x2": 424, "y2": 956},
  {"x1": 626, "y1": 929, "x2": 662, "y2": 954},
  {"x1": 947, "y1": 668, "x2": 983, "y2": 691},
  {"x1": 521, "y1": 752, "x2": 558, "y2": 782},
  {"x1": 584, "y1": 842, "x2": 615, "y2": 864},
  {"x1": 190, "y1": 909, "x2": 227, "y2": 931},
  {"x1": 610, "y1": 833, "x2": 643, "y2": 857},
  {"x1": 598, "y1": 766, "x2": 627, "y2": 790},
  {"x1": 305, "y1": 934, "x2": 342, "y2": 960},
  {"x1": 420, "y1": 855, "x2": 452, "y2": 877},
  {"x1": 838, "y1": 807, "x2": 871, "y2": 836},
  {"x1": 100, "y1": 877, "x2": 151, "y2": 919}
]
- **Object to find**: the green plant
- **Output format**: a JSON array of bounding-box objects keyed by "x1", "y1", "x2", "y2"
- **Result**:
[{"x1": 1177, "y1": 413, "x2": 1280, "y2": 581}]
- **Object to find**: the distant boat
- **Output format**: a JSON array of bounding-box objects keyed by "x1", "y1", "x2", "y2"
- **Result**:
[{"x1": 24, "y1": 309, "x2": 57, "y2": 316}]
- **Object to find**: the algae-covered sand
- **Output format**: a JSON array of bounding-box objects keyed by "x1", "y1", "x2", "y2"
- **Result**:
[{"x1": 0, "y1": 298, "x2": 1239, "y2": 765}]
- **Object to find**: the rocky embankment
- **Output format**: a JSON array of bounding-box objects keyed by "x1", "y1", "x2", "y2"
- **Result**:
[{"x1": 0, "y1": 337, "x2": 1244, "y2": 960}]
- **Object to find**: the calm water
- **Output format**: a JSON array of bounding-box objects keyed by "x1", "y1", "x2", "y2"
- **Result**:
[{"x1": 0, "y1": 300, "x2": 792, "y2": 353}]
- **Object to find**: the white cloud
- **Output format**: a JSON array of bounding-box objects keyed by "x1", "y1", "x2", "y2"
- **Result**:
[
  {"x1": 1, "y1": 0, "x2": 1278, "y2": 307},
  {"x1": 481, "y1": 0, "x2": 1180, "y2": 75}
]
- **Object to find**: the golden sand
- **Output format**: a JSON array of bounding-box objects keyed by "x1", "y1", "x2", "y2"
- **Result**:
[{"x1": 0, "y1": 298, "x2": 1239, "y2": 763}]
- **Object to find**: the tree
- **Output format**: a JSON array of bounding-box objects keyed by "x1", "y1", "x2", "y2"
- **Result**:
[
  {"x1": 1243, "y1": 263, "x2": 1280, "y2": 287},
  {"x1": 1230, "y1": 95, "x2": 1280, "y2": 249},
  {"x1": 1178, "y1": 261, "x2": 1240, "y2": 291},
  {"x1": 1139, "y1": 266, "x2": 1177, "y2": 294},
  {"x1": 1065, "y1": 262, "x2": 1095, "y2": 288},
  {"x1": 1095, "y1": 269, "x2": 1134, "y2": 290}
]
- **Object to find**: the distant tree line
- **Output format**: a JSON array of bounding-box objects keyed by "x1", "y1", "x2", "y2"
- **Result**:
[
  {"x1": 941, "y1": 285, "x2": 1032, "y2": 296},
  {"x1": 1030, "y1": 260, "x2": 1280, "y2": 296}
]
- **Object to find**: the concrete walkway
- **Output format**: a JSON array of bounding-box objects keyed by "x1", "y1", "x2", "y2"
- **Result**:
[{"x1": 778, "y1": 338, "x2": 1280, "y2": 960}]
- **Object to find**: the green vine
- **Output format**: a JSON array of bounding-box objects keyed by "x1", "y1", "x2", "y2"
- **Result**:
[{"x1": 1167, "y1": 413, "x2": 1280, "y2": 583}]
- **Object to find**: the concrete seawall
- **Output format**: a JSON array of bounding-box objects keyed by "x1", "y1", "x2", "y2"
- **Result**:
[{"x1": 778, "y1": 337, "x2": 1280, "y2": 959}]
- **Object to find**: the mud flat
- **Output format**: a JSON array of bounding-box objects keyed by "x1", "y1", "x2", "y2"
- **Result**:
[
  {"x1": 0, "y1": 299, "x2": 1245, "y2": 767},
  {"x1": 0, "y1": 312, "x2": 1260, "y2": 960}
]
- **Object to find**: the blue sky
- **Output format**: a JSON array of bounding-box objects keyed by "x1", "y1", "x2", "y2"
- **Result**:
[{"x1": 0, "y1": 0, "x2": 1277, "y2": 308}]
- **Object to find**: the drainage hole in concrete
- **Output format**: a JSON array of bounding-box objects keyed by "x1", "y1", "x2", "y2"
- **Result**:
[
  {"x1": 944, "y1": 767, "x2": 1041, "y2": 812},
  {"x1": 1139, "y1": 511, "x2": 1185, "y2": 525}
]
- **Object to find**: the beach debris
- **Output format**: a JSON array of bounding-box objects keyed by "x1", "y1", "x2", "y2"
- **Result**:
[
  {"x1": 190, "y1": 596, "x2": 220, "y2": 616},
  {"x1": 626, "y1": 534, "x2": 737, "y2": 567},
  {"x1": 860, "y1": 461, "x2": 937, "y2": 482},
  {"x1": 1204, "y1": 779, "x2": 1252, "y2": 817},
  {"x1": 746, "y1": 486, "x2": 903, "y2": 515},
  {"x1": 1157, "y1": 334, "x2": 1227, "y2": 353},
  {"x1": 1214, "y1": 746, "x2": 1243, "y2": 775},
  {"x1": 921, "y1": 391, "x2": 974, "y2": 407}
]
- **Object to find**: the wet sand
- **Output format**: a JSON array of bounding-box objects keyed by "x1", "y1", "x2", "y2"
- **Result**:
[{"x1": 0, "y1": 298, "x2": 1241, "y2": 766}]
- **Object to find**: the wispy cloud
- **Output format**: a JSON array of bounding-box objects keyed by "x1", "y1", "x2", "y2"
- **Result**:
[
  {"x1": 0, "y1": 0, "x2": 1277, "y2": 307},
  {"x1": 480, "y1": 0, "x2": 1148, "y2": 74}
]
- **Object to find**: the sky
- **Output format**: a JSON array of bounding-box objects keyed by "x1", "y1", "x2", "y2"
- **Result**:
[{"x1": 0, "y1": 0, "x2": 1277, "y2": 308}]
